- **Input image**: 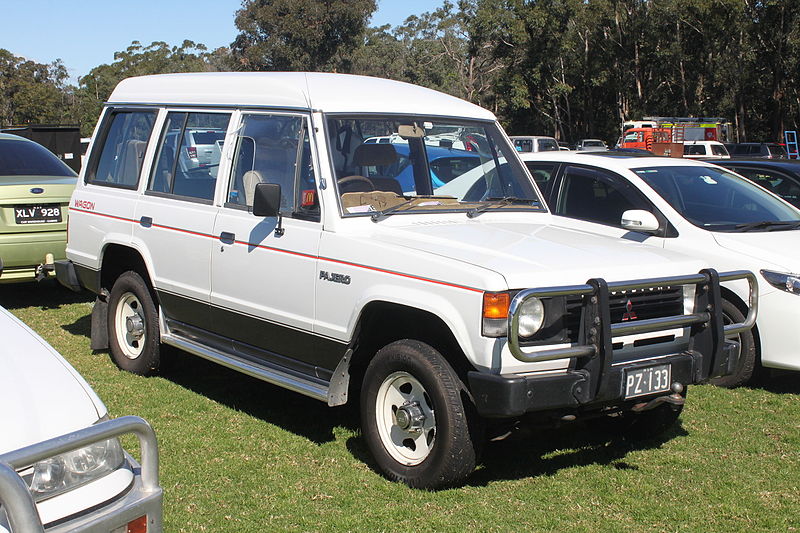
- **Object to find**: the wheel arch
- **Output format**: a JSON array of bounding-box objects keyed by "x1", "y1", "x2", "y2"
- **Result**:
[
  {"x1": 99, "y1": 243, "x2": 155, "y2": 295},
  {"x1": 347, "y1": 300, "x2": 477, "y2": 399}
]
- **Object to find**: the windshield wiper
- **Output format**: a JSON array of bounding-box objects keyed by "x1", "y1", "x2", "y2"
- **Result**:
[
  {"x1": 733, "y1": 220, "x2": 800, "y2": 232},
  {"x1": 370, "y1": 199, "x2": 418, "y2": 222},
  {"x1": 466, "y1": 196, "x2": 539, "y2": 218}
]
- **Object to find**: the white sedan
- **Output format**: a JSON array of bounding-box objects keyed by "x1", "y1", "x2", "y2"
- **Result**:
[
  {"x1": 0, "y1": 306, "x2": 162, "y2": 532},
  {"x1": 519, "y1": 151, "x2": 800, "y2": 387}
]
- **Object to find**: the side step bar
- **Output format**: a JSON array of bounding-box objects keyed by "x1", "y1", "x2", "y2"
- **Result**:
[{"x1": 161, "y1": 333, "x2": 329, "y2": 402}]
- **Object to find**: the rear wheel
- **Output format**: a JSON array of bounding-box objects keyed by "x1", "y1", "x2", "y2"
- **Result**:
[
  {"x1": 107, "y1": 271, "x2": 161, "y2": 375},
  {"x1": 360, "y1": 340, "x2": 482, "y2": 489},
  {"x1": 710, "y1": 299, "x2": 756, "y2": 388}
]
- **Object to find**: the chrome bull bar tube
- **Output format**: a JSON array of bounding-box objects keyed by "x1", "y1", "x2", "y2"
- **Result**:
[
  {"x1": 507, "y1": 269, "x2": 757, "y2": 363},
  {"x1": 719, "y1": 270, "x2": 758, "y2": 336},
  {"x1": 0, "y1": 416, "x2": 159, "y2": 533}
]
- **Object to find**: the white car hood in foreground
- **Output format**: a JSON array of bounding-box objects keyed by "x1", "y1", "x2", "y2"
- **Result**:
[
  {"x1": 0, "y1": 307, "x2": 105, "y2": 454},
  {"x1": 712, "y1": 230, "x2": 800, "y2": 274},
  {"x1": 374, "y1": 218, "x2": 707, "y2": 288}
]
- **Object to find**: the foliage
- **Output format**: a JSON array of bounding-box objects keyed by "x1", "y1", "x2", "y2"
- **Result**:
[
  {"x1": 230, "y1": 0, "x2": 377, "y2": 72},
  {"x1": 0, "y1": 50, "x2": 72, "y2": 127}
]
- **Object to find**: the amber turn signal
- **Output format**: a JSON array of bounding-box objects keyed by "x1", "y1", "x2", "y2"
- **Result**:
[{"x1": 483, "y1": 292, "x2": 510, "y2": 319}]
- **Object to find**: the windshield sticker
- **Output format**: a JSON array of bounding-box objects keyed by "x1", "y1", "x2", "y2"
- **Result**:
[
  {"x1": 346, "y1": 205, "x2": 376, "y2": 213},
  {"x1": 700, "y1": 175, "x2": 718, "y2": 185}
]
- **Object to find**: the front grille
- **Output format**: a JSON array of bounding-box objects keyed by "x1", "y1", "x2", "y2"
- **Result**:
[{"x1": 609, "y1": 286, "x2": 684, "y2": 323}]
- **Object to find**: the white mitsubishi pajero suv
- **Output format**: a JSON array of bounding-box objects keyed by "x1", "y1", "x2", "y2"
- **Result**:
[{"x1": 57, "y1": 72, "x2": 756, "y2": 489}]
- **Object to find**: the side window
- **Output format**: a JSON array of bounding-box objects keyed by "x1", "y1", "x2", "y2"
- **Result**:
[
  {"x1": 732, "y1": 167, "x2": 800, "y2": 206},
  {"x1": 556, "y1": 166, "x2": 650, "y2": 227},
  {"x1": 524, "y1": 162, "x2": 558, "y2": 200},
  {"x1": 88, "y1": 110, "x2": 156, "y2": 188},
  {"x1": 227, "y1": 114, "x2": 317, "y2": 219},
  {"x1": 148, "y1": 111, "x2": 231, "y2": 202}
]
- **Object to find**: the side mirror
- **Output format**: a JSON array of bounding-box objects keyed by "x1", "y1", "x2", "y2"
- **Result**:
[
  {"x1": 620, "y1": 209, "x2": 660, "y2": 233},
  {"x1": 252, "y1": 182, "x2": 285, "y2": 236},
  {"x1": 252, "y1": 182, "x2": 281, "y2": 217}
]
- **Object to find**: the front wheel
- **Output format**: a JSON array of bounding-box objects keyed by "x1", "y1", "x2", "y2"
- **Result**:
[
  {"x1": 360, "y1": 340, "x2": 482, "y2": 489},
  {"x1": 107, "y1": 271, "x2": 161, "y2": 376},
  {"x1": 710, "y1": 299, "x2": 756, "y2": 388}
]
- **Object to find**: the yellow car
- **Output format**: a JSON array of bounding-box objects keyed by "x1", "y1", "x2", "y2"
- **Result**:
[{"x1": 0, "y1": 133, "x2": 76, "y2": 283}]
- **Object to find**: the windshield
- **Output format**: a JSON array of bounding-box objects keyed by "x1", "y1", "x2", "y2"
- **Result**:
[
  {"x1": 328, "y1": 116, "x2": 543, "y2": 217},
  {"x1": 0, "y1": 139, "x2": 76, "y2": 177},
  {"x1": 634, "y1": 165, "x2": 800, "y2": 231}
]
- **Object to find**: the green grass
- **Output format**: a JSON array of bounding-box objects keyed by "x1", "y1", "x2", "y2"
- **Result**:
[{"x1": 3, "y1": 281, "x2": 800, "y2": 532}]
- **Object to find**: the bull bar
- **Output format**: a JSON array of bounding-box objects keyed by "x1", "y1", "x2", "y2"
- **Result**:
[{"x1": 0, "y1": 416, "x2": 161, "y2": 533}]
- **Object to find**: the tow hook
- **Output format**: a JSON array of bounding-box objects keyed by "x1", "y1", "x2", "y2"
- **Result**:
[
  {"x1": 631, "y1": 383, "x2": 685, "y2": 413},
  {"x1": 34, "y1": 253, "x2": 55, "y2": 281}
]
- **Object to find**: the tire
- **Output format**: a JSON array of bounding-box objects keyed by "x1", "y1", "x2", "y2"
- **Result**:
[
  {"x1": 360, "y1": 339, "x2": 482, "y2": 489},
  {"x1": 710, "y1": 299, "x2": 756, "y2": 388},
  {"x1": 107, "y1": 271, "x2": 161, "y2": 376}
]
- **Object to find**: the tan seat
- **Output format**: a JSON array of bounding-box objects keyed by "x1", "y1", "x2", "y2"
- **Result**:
[{"x1": 243, "y1": 170, "x2": 266, "y2": 206}]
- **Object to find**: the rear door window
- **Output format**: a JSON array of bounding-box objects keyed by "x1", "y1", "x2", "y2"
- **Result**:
[{"x1": 148, "y1": 111, "x2": 231, "y2": 202}]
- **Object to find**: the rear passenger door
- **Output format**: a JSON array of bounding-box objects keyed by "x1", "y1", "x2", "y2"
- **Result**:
[
  {"x1": 133, "y1": 110, "x2": 233, "y2": 330},
  {"x1": 209, "y1": 112, "x2": 341, "y2": 375}
]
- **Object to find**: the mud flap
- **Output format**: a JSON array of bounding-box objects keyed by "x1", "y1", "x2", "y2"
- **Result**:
[{"x1": 91, "y1": 293, "x2": 109, "y2": 351}]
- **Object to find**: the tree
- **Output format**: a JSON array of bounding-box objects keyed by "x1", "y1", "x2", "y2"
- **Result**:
[
  {"x1": 0, "y1": 50, "x2": 72, "y2": 126},
  {"x1": 231, "y1": 0, "x2": 377, "y2": 72},
  {"x1": 74, "y1": 40, "x2": 216, "y2": 135}
]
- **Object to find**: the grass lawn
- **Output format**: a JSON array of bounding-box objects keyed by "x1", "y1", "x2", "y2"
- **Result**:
[{"x1": 3, "y1": 281, "x2": 800, "y2": 532}]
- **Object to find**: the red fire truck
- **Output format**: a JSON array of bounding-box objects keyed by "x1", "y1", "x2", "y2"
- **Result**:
[{"x1": 618, "y1": 117, "x2": 732, "y2": 154}]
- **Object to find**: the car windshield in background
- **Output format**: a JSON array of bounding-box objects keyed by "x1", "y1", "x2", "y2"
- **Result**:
[
  {"x1": 634, "y1": 165, "x2": 800, "y2": 231},
  {"x1": 328, "y1": 116, "x2": 543, "y2": 217},
  {"x1": 0, "y1": 139, "x2": 76, "y2": 177}
]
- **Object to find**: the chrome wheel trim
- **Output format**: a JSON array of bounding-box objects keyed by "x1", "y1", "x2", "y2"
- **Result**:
[
  {"x1": 114, "y1": 292, "x2": 145, "y2": 360},
  {"x1": 375, "y1": 371, "x2": 436, "y2": 466}
]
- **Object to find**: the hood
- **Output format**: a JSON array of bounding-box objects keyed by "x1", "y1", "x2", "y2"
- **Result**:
[
  {"x1": 712, "y1": 230, "x2": 800, "y2": 273},
  {"x1": 372, "y1": 217, "x2": 707, "y2": 288},
  {"x1": 0, "y1": 307, "x2": 105, "y2": 454}
]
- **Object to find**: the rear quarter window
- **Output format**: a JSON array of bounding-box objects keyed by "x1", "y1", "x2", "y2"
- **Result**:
[{"x1": 86, "y1": 110, "x2": 157, "y2": 188}]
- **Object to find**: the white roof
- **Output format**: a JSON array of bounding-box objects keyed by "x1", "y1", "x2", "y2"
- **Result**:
[
  {"x1": 108, "y1": 72, "x2": 496, "y2": 120},
  {"x1": 518, "y1": 151, "x2": 723, "y2": 172}
]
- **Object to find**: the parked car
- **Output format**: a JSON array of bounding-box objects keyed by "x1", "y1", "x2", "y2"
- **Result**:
[
  {"x1": 716, "y1": 159, "x2": 800, "y2": 208},
  {"x1": 0, "y1": 134, "x2": 77, "y2": 283},
  {"x1": 557, "y1": 141, "x2": 572, "y2": 151},
  {"x1": 683, "y1": 140, "x2": 730, "y2": 159},
  {"x1": 726, "y1": 142, "x2": 787, "y2": 159},
  {"x1": 509, "y1": 135, "x2": 560, "y2": 153},
  {"x1": 519, "y1": 150, "x2": 797, "y2": 387},
  {"x1": 574, "y1": 139, "x2": 608, "y2": 152},
  {"x1": 0, "y1": 304, "x2": 162, "y2": 532},
  {"x1": 58, "y1": 72, "x2": 752, "y2": 489}
]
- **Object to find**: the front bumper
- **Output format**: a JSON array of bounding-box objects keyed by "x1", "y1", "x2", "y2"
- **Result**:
[
  {"x1": 0, "y1": 416, "x2": 162, "y2": 533},
  {"x1": 469, "y1": 343, "x2": 739, "y2": 417},
  {"x1": 469, "y1": 268, "x2": 756, "y2": 418}
]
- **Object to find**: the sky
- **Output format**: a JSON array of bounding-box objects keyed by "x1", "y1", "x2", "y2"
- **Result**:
[{"x1": 0, "y1": 0, "x2": 437, "y2": 84}]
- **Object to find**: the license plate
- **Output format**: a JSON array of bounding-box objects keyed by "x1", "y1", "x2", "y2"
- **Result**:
[
  {"x1": 624, "y1": 364, "x2": 671, "y2": 399},
  {"x1": 14, "y1": 205, "x2": 62, "y2": 224}
]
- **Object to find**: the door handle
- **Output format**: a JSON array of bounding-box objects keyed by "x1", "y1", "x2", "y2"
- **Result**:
[
  {"x1": 219, "y1": 231, "x2": 235, "y2": 245},
  {"x1": 140, "y1": 216, "x2": 153, "y2": 228}
]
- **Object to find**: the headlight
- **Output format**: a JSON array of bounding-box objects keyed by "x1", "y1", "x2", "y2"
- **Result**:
[
  {"x1": 761, "y1": 269, "x2": 800, "y2": 295},
  {"x1": 23, "y1": 437, "x2": 125, "y2": 502},
  {"x1": 517, "y1": 297, "x2": 545, "y2": 337}
]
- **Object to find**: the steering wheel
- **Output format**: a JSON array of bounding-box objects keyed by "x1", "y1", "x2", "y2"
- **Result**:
[{"x1": 338, "y1": 175, "x2": 375, "y2": 193}]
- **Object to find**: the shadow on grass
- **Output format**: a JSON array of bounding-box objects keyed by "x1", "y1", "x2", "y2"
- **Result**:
[
  {"x1": 748, "y1": 369, "x2": 800, "y2": 395},
  {"x1": 345, "y1": 415, "x2": 688, "y2": 488},
  {"x1": 0, "y1": 280, "x2": 92, "y2": 310},
  {"x1": 159, "y1": 348, "x2": 360, "y2": 445}
]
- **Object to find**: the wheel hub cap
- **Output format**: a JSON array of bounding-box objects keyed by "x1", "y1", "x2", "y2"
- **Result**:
[
  {"x1": 126, "y1": 315, "x2": 144, "y2": 339},
  {"x1": 395, "y1": 402, "x2": 425, "y2": 432}
]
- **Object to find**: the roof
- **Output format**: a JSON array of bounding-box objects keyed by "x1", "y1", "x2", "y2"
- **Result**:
[
  {"x1": 518, "y1": 150, "x2": 724, "y2": 172},
  {"x1": 717, "y1": 159, "x2": 800, "y2": 171},
  {"x1": 0, "y1": 132, "x2": 36, "y2": 143},
  {"x1": 107, "y1": 72, "x2": 496, "y2": 121}
]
